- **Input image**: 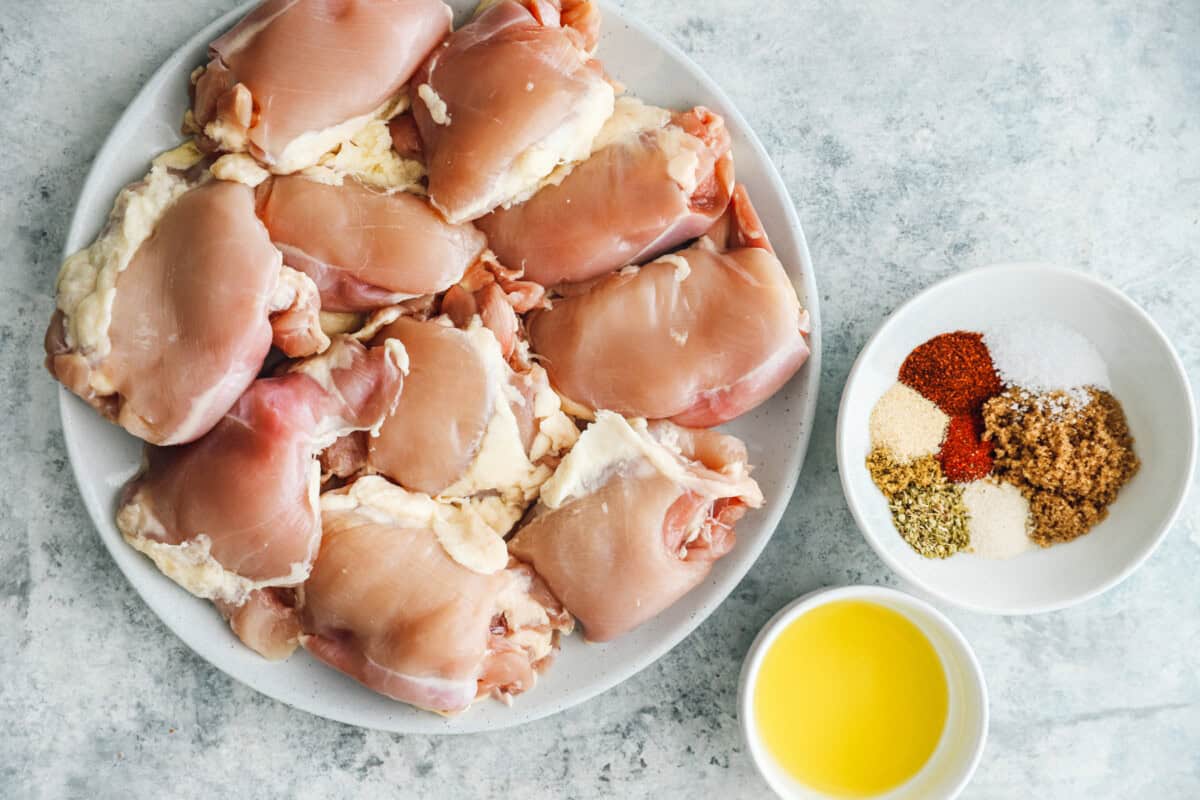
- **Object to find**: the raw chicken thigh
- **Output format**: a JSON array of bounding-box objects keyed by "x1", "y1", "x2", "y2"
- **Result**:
[
  {"x1": 411, "y1": 0, "x2": 615, "y2": 222},
  {"x1": 476, "y1": 98, "x2": 735, "y2": 287},
  {"x1": 527, "y1": 186, "x2": 810, "y2": 427},
  {"x1": 116, "y1": 336, "x2": 406, "y2": 612},
  {"x1": 190, "y1": 0, "x2": 451, "y2": 173},
  {"x1": 215, "y1": 588, "x2": 301, "y2": 661},
  {"x1": 46, "y1": 157, "x2": 326, "y2": 445},
  {"x1": 256, "y1": 175, "x2": 487, "y2": 311},
  {"x1": 325, "y1": 314, "x2": 577, "y2": 533},
  {"x1": 508, "y1": 412, "x2": 762, "y2": 642},
  {"x1": 300, "y1": 477, "x2": 573, "y2": 713}
]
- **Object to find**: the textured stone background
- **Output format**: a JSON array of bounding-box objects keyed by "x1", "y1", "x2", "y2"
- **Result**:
[{"x1": 2, "y1": 0, "x2": 1198, "y2": 797}]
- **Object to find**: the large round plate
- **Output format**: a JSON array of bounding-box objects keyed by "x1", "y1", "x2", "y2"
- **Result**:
[{"x1": 59, "y1": 0, "x2": 821, "y2": 733}]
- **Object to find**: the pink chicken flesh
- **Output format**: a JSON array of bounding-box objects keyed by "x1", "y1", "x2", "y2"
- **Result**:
[
  {"x1": 322, "y1": 315, "x2": 557, "y2": 498},
  {"x1": 116, "y1": 336, "x2": 406, "y2": 610},
  {"x1": 508, "y1": 414, "x2": 762, "y2": 642},
  {"x1": 300, "y1": 479, "x2": 572, "y2": 713},
  {"x1": 410, "y1": 0, "x2": 613, "y2": 222},
  {"x1": 476, "y1": 105, "x2": 735, "y2": 287},
  {"x1": 45, "y1": 178, "x2": 325, "y2": 446},
  {"x1": 366, "y1": 318, "x2": 512, "y2": 494},
  {"x1": 256, "y1": 175, "x2": 487, "y2": 311},
  {"x1": 527, "y1": 186, "x2": 810, "y2": 427},
  {"x1": 191, "y1": 0, "x2": 451, "y2": 170},
  {"x1": 215, "y1": 588, "x2": 302, "y2": 661}
]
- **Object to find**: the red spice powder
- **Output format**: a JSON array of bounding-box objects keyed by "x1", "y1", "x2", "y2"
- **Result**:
[
  {"x1": 899, "y1": 331, "x2": 1002, "y2": 416},
  {"x1": 939, "y1": 414, "x2": 994, "y2": 483}
]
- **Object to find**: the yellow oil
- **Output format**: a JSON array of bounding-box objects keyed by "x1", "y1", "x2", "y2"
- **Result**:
[{"x1": 753, "y1": 600, "x2": 949, "y2": 798}]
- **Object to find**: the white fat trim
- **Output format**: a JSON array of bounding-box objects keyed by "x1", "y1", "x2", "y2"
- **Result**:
[
  {"x1": 654, "y1": 124, "x2": 703, "y2": 195},
  {"x1": 153, "y1": 140, "x2": 205, "y2": 170},
  {"x1": 417, "y1": 83, "x2": 451, "y2": 126},
  {"x1": 55, "y1": 163, "x2": 196, "y2": 365},
  {"x1": 117, "y1": 501, "x2": 312, "y2": 605},
  {"x1": 588, "y1": 96, "x2": 672, "y2": 152},
  {"x1": 300, "y1": 116, "x2": 425, "y2": 192},
  {"x1": 538, "y1": 411, "x2": 755, "y2": 510},
  {"x1": 211, "y1": 153, "x2": 270, "y2": 186},
  {"x1": 493, "y1": 571, "x2": 556, "y2": 664},
  {"x1": 528, "y1": 367, "x2": 580, "y2": 462},
  {"x1": 323, "y1": 476, "x2": 508, "y2": 574},
  {"x1": 231, "y1": 93, "x2": 410, "y2": 175},
  {"x1": 347, "y1": 306, "x2": 405, "y2": 342},
  {"x1": 555, "y1": 391, "x2": 596, "y2": 421},
  {"x1": 204, "y1": 103, "x2": 252, "y2": 152},
  {"x1": 320, "y1": 310, "x2": 367, "y2": 337},
  {"x1": 656, "y1": 253, "x2": 691, "y2": 282}
]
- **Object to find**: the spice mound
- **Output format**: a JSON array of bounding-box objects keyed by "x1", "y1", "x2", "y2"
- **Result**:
[
  {"x1": 868, "y1": 449, "x2": 968, "y2": 559},
  {"x1": 983, "y1": 387, "x2": 1139, "y2": 545},
  {"x1": 863, "y1": 322, "x2": 1138, "y2": 561}
]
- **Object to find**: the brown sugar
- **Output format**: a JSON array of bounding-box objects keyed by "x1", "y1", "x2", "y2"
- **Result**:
[{"x1": 982, "y1": 387, "x2": 1139, "y2": 545}]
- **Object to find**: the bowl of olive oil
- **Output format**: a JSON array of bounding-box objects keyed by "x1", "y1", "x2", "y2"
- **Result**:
[{"x1": 738, "y1": 586, "x2": 987, "y2": 799}]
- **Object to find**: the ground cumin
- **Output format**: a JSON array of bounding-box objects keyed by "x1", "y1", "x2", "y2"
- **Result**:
[{"x1": 982, "y1": 387, "x2": 1139, "y2": 545}]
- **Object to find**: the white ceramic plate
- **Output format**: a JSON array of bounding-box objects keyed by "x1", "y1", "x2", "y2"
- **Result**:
[
  {"x1": 58, "y1": 1, "x2": 821, "y2": 732},
  {"x1": 837, "y1": 263, "x2": 1195, "y2": 615}
]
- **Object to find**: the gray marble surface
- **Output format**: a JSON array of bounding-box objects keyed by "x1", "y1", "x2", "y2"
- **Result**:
[{"x1": 2, "y1": 0, "x2": 1198, "y2": 797}]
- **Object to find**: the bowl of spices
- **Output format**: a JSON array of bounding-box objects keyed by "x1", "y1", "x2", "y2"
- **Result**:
[
  {"x1": 837, "y1": 263, "x2": 1196, "y2": 614},
  {"x1": 738, "y1": 585, "x2": 988, "y2": 799}
]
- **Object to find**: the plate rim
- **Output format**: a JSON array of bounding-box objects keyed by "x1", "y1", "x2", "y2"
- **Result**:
[
  {"x1": 56, "y1": 0, "x2": 823, "y2": 732},
  {"x1": 834, "y1": 261, "x2": 1196, "y2": 616}
]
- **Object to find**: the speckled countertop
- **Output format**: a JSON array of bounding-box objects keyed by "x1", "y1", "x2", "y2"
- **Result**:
[{"x1": 1, "y1": 1, "x2": 1198, "y2": 797}]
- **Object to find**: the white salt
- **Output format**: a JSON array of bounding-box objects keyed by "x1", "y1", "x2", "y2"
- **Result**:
[
  {"x1": 869, "y1": 382, "x2": 948, "y2": 461},
  {"x1": 983, "y1": 320, "x2": 1110, "y2": 395},
  {"x1": 962, "y1": 479, "x2": 1036, "y2": 560}
]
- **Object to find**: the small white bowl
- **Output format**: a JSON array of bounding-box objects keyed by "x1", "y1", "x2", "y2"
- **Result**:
[
  {"x1": 738, "y1": 586, "x2": 988, "y2": 800},
  {"x1": 837, "y1": 263, "x2": 1197, "y2": 615}
]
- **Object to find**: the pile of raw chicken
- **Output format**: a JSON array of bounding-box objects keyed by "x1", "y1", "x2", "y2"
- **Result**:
[{"x1": 44, "y1": 0, "x2": 810, "y2": 715}]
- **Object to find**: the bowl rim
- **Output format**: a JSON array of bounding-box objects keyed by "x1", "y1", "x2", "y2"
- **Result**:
[
  {"x1": 736, "y1": 585, "x2": 989, "y2": 800},
  {"x1": 53, "y1": 0, "x2": 823, "y2": 733},
  {"x1": 835, "y1": 261, "x2": 1198, "y2": 616}
]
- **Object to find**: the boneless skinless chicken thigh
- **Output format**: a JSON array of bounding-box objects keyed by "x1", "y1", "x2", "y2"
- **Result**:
[
  {"x1": 116, "y1": 337, "x2": 406, "y2": 653},
  {"x1": 509, "y1": 412, "x2": 763, "y2": 643},
  {"x1": 322, "y1": 314, "x2": 577, "y2": 534},
  {"x1": 476, "y1": 97, "x2": 736, "y2": 287},
  {"x1": 528, "y1": 186, "x2": 811, "y2": 427},
  {"x1": 46, "y1": 153, "x2": 326, "y2": 446},
  {"x1": 256, "y1": 175, "x2": 488, "y2": 311},
  {"x1": 300, "y1": 477, "x2": 573, "y2": 713},
  {"x1": 190, "y1": 0, "x2": 452, "y2": 173},
  {"x1": 411, "y1": 0, "x2": 615, "y2": 223}
]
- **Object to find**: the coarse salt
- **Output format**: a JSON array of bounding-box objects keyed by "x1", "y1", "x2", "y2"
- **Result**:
[
  {"x1": 869, "y1": 383, "x2": 949, "y2": 462},
  {"x1": 983, "y1": 320, "x2": 1110, "y2": 398},
  {"x1": 962, "y1": 478, "x2": 1035, "y2": 560}
]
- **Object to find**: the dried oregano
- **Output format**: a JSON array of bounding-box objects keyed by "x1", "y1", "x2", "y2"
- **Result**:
[{"x1": 888, "y1": 481, "x2": 970, "y2": 559}]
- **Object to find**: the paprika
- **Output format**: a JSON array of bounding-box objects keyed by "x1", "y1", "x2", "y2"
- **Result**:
[
  {"x1": 899, "y1": 331, "x2": 1001, "y2": 416},
  {"x1": 938, "y1": 414, "x2": 993, "y2": 483}
]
